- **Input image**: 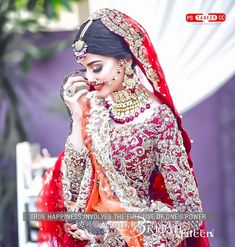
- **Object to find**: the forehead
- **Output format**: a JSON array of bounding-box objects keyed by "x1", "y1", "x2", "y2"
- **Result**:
[{"x1": 79, "y1": 53, "x2": 116, "y2": 66}]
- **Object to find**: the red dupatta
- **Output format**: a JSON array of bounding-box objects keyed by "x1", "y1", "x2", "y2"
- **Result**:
[{"x1": 95, "y1": 9, "x2": 210, "y2": 246}]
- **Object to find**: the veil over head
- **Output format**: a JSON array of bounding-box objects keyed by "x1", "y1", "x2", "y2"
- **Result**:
[
  {"x1": 37, "y1": 8, "x2": 210, "y2": 247},
  {"x1": 84, "y1": 8, "x2": 193, "y2": 156}
]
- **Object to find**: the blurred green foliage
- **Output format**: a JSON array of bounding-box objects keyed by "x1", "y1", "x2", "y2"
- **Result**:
[
  {"x1": 0, "y1": 1, "x2": 81, "y2": 246},
  {"x1": 0, "y1": 0, "x2": 79, "y2": 157}
]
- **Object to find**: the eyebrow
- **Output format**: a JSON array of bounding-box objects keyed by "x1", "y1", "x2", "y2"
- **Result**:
[
  {"x1": 86, "y1": 60, "x2": 102, "y2": 66},
  {"x1": 78, "y1": 60, "x2": 102, "y2": 71}
]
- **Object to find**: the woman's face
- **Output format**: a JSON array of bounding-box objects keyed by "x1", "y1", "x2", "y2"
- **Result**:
[{"x1": 78, "y1": 53, "x2": 127, "y2": 98}]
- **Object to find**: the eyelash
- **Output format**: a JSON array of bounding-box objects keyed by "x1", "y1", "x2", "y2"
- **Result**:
[
  {"x1": 93, "y1": 66, "x2": 102, "y2": 73},
  {"x1": 79, "y1": 66, "x2": 102, "y2": 74}
]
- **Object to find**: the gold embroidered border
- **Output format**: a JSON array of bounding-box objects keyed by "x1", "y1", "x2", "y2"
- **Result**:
[{"x1": 91, "y1": 8, "x2": 160, "y2": 92}]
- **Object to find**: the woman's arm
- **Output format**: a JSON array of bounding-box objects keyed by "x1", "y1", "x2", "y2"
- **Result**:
[
  {"x1": 62, "y1": 128, "x2": 91, "y2": 211},
  {"x1": 60, "y1": 74, "x2": 92, "y2": 211},
  {"x1": 148, "y1": 108, "x2": 203, "y2": 246}
]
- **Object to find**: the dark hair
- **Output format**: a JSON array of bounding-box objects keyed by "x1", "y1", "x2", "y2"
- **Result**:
[{"x1": 74, "y1": 19, "x2": 136, "y2": 66}]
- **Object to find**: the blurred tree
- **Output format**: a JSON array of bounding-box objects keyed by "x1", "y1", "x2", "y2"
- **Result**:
[
  {"x1": 0, "y1": 0, "x2": 79, "y2": 158},
  {"x1": 0, "y1": 0, "x2": 81, "y2": 246}
]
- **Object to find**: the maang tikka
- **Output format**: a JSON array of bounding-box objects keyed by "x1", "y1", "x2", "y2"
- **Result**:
[{"x1": 72, "y1": 19, "x2": 93, "y2": 61}]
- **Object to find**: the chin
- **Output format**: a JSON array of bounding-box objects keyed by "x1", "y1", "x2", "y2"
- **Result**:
[{"x1": 95, "y1": 88, "x2": 112, "y2": 99}]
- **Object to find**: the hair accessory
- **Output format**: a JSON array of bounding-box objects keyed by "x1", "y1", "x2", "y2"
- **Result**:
[
  {"x1": 72, "y1": 40, "x2": 88, "y2": 60},
  {"x1": 72, "y1": 19, "x2": 93, "y2": 61}
]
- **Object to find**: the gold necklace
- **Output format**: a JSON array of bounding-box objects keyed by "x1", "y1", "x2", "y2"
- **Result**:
[{"x1": 104, "y1": 88, "x2": 151, "y2": 123}]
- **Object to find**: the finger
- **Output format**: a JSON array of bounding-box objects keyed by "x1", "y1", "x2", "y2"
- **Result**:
[
  {"x1": 72, "y1": 89, "x2": 89, "y2": 102},
  {"x1": 62, "y1": 80, "x2": 88, "y2": 99},
  {"x1": 72, "y1": 82, "x2": 89, "y2": 93},
  {"x1": 70, "y1": 224, "x2": 78, "y2": 230},
  {"x1": 63, "y1": 88, "x2": 88, "y2": 102},
  {"x1": 73, "y1": 232, "x2": 83, "y2": 240},
  {"x1": 72, "y1": 81, "x2": 89, "y2": 87},
  {"x1": 63, "y1": 87, "x2": 89, "y2": 102},
  {"x1": 70, "y1": 71, "x2": 81, "y2": 77},
  {"x1": 64, "y1": 222, "x2": 70, "y2": 231},
  {"x1": 72, "y1": 229, "x2": 90, "y2": 241},
  {"x1": 63, "y1": 76, "x2": 88, "y2": 88},
  {"x1": 68, "y1": 230, "x2": 83, "y2": 240},
  {"x1": 75, "y1": 229, "x2": 91, "y2": 241},
  {"x1": 63, "y1": 82, "x2": 88, "y2": 98}
]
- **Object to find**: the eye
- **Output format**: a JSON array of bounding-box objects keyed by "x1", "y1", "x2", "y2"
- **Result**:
[
  {"x1": 78, "y1": 63, "x2": 86, "y2": 73},
  {"x1": 93, "y1": 66, "x2": 102, "y2": 73},
  {"x1": 79, "y1": 68, "x2": 86, "y2": 73}
]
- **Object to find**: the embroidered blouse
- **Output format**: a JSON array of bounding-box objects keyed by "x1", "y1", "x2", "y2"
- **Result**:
[{"x1": 62, "y1": 103, "x2": 203, "y2": 247}]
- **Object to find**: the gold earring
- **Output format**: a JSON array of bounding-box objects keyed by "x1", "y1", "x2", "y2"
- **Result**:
[{"x1": 122, "y1": 63, "x2": 140, "y2": 90}]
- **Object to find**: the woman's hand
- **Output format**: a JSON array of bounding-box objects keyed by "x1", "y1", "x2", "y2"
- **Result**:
[
  {"x1": 61, "y1": 72, "x2": 91, "y2": 149},
  {"x1": 61, "y1": 73, "x2": 89, "y2": 123},
  {"x1": 66, "y1": 223, "x2": 99, "y2": 241}
]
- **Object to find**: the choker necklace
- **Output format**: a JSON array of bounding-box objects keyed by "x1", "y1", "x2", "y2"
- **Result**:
[{"x1": 104, "y1": 88, "x2": 152, "y2": 124}]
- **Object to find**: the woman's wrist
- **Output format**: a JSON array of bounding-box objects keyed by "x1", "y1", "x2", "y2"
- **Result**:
[
  {"x1": 71, "y1": 114, "x2": 82, "y2": 125},
  {"x1": 69, "y1": 120, "x2": 85, "y2": 150},
  {"x1": 65, "y1": 136, "x2": 88, "y2": 156}
]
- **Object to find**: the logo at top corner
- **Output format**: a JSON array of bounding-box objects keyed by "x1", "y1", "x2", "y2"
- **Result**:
[{"x1": 186, "y1": 13, "x2": 226, "y2": 23}]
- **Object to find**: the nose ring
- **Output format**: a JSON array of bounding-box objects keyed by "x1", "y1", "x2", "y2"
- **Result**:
[{"x1": 95, "y1": 79, "x2": 101, "y2": 85}]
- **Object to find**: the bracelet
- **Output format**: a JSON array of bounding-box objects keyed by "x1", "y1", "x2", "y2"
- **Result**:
[
  {"x1": 76, "y1": 219, "x2": 107, "y2": 236},
  {"x1": 64, "y1": 137, "x2": 89, "y2": 179},
  {"x1": 65, "y1": 135, "x2": 88, "y2": 154}
]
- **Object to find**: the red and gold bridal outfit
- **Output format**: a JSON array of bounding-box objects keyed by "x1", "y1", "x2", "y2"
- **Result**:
[{"x1": 37, "y1": 8, "x2": 210, "y2": 247}]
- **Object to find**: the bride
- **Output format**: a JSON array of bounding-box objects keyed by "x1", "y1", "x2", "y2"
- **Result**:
[{"x1": 37, "y1": 8, "x2": 210, "y2": 247}]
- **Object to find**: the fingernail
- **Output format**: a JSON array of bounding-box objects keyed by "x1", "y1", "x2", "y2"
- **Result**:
[{"x1": 70, "y1": 225, "x2": 77, "y2": 230}]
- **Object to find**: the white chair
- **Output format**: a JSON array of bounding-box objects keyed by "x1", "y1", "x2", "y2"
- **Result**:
[{"x1": 16, "y1": 142, "x2": 57, "y2": 247}]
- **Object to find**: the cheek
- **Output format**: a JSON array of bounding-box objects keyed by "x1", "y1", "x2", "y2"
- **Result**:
[
  {"x1": 100, "y1": 64, "x2": 116, "y2": 80},
  {"x1": 113, "y1": 70, "x2": 125, "y2": 88},
  {"x1": 96, "y1": 60, "x2": 125, "y2": 94},
  {"x1": 105, "y1": 73, "x2": 124, "y2": 92}
]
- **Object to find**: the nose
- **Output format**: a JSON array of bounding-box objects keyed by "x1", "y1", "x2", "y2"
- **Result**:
[{"x1": 85, "y1": 71, "x2": 96, "y2": 84}]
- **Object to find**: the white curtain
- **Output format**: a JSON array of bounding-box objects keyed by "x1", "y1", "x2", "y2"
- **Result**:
[{"x1": 88, "y1": 0, "x2": 235, "y2": 113}]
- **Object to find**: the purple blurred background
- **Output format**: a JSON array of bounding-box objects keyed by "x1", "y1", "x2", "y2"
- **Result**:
[{"x1": 1, "y1": 31, "x2": 234, "y2": 246}]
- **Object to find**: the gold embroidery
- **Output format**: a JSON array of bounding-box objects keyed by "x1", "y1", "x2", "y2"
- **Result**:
[
  {"x1": 86, "y1": 92, "x2": 146, "y2": 211},
  {"x1": 61, "y1": 137, "x2": 92, "y2": 212},
  {"x1": 108, "y1": 104, "x2": 203, "y2": 246},
  {"x1": 91, "y1": 8, "x2": 160, "y2": 92},
  {"x1": 87, "y1": 227, "x2": 126, "y2": 246},
  {"x1": 62, "y1": 92, "x2": 203, "y2": 245}
]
